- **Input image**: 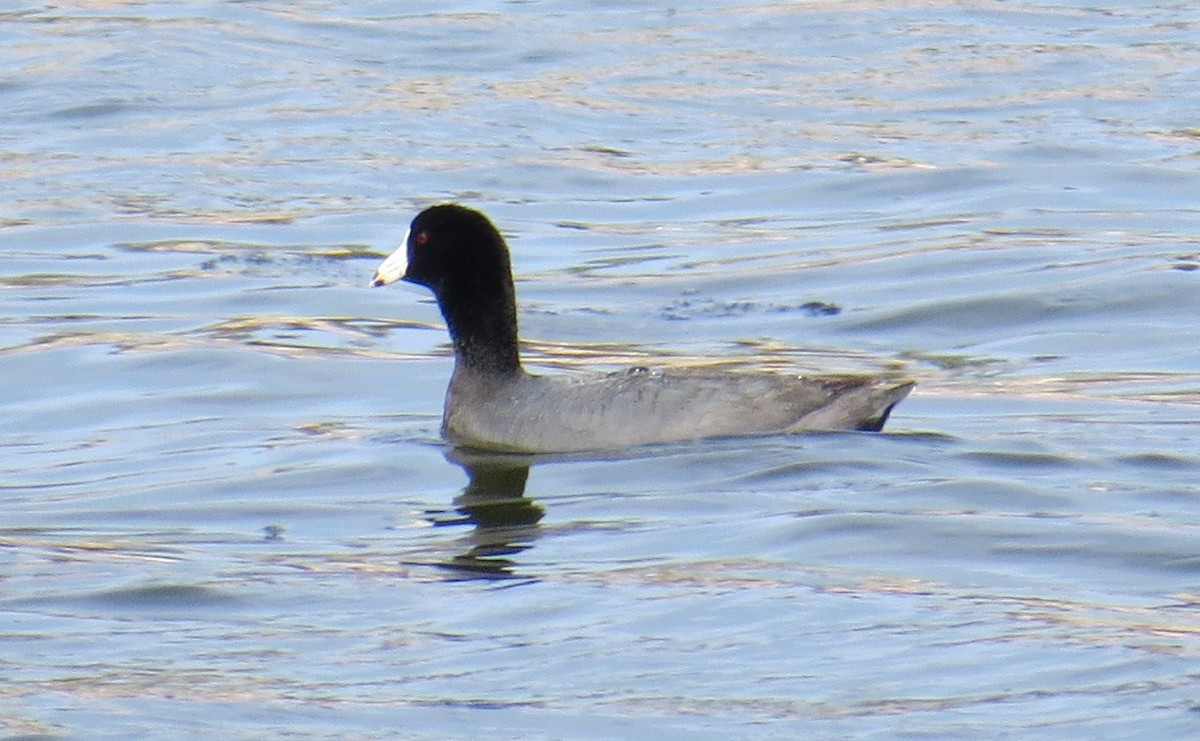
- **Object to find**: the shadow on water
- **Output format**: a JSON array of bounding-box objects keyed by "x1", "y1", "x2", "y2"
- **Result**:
[
  {"x1": 427, "y1": 448, "x2": 543, "y2": 580},
  {"x1": 421, "y1": 427, "x2": 935, "y2": 581}
]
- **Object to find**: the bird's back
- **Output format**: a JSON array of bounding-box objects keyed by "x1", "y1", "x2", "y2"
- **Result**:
[{"x1": 443, "y1": 365, "x2": 913, "y2": 453}]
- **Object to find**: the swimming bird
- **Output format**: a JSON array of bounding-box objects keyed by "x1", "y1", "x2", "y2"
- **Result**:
[{"x1": 371, "y1": 204, "x2": 912, "y2": 453}]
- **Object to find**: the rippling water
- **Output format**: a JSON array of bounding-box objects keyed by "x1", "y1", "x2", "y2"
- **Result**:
[{"x1": 3, "y1": 2, "x2": 1199, "y2": 738}]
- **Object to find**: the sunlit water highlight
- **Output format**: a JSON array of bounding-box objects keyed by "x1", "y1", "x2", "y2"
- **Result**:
[{"x1": 2, "y1": 2, "x2": 1199, "y2": 738}]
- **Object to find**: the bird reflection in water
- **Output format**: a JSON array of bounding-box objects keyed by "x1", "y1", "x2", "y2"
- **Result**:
[{"x1": 430, "y1": 448, "x2": 543, "y2": 578}]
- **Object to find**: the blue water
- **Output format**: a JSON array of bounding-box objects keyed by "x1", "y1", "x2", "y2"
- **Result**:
[{"x1": 3, "y1": 2, "x2": 1200, "y2": 738}]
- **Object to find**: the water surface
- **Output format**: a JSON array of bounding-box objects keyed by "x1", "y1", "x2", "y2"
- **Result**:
[{"x1": 2, "y1": 2, "x2": 1199, "y2": 738}]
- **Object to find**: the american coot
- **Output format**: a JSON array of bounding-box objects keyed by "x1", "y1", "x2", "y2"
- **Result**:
[{"x1": 372, "y1": 204, "x2": 913, "y2": 453}]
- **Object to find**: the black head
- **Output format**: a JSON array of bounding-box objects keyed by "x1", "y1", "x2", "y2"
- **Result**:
[
  {"x1": 373, "y1": 204, "x2": 521, "y2": 375},
  {"x1": 402, "y1": 204, "x2": 512, "y2": 295}
]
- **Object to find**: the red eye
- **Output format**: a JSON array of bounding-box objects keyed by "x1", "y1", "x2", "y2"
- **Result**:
[{"x1": 414, "y1": 231, "x2": 429, "y2": 247}]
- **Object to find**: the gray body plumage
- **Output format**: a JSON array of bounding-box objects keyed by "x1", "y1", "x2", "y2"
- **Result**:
[{"x1": 444, "y1": 364, "x2": 913, "y2": 453}]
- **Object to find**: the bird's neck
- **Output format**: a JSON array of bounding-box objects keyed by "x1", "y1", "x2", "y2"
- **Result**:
[{"x1": 439, "y1": 284, "x2": 522, "y2": 377}]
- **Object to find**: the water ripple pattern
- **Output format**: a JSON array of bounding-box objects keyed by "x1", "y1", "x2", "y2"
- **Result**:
[{"x1": 2, "y1": 2, "x2": 1199, "y2": 738}]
